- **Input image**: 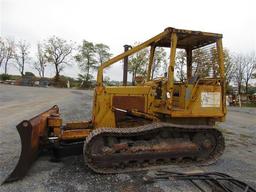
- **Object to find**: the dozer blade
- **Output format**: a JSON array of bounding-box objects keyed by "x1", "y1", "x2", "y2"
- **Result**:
[{"x1": 4, "y1": 105, "x2": 59, "y2": 183}]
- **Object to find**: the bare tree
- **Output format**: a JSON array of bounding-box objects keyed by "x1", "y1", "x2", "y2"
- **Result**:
[
  {"x1": 151, "y1": 47, "x2": 167, "y2": 78},
  {"x1": 33, "y1": 43, "x2": 47, "y2": 77},
  {"x1": 210, "y1": 47, "x2": 234, "y2": 86},
  {"x1": 223, "y1": 49, "x2": 235, "y2": 86},
  {"x1": 14, "y1": 40, "x2": 30, "y2": 76},
  {"x1": 0, "y1": 38, "x2": 6, "y2": 68},
  {"x1": 3, "y1": 39, "x2": 15, "y2": 74},
  {"x1": 244, "y1": 52, "x2": 256, "y2": 94},
  {"x1": 128, "y1": 44, "x2": 167, "y2": 84},
  {"x1": 192, "y1": 48, "x2": 212, "y2": 78},
  {"x1": 44, "y1": 36, "x2": 74, "y2": 80},
  {"x1": 233, "y1": 54, "x2": 246, "y2": 94},
  {"x1": 128, "y1": 47, "x2": 149, "y2": 85},
  {"x1": 175, "y1": 50, "x2": 187, "y2": 82}
]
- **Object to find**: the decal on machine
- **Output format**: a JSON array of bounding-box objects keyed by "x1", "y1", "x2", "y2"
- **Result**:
[{"x1": 201, "y1": 92, "x2": 221, "y2": 107}]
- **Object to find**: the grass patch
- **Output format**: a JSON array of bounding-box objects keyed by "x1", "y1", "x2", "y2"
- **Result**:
[
  {"x1": 242, "y1": 103, "x2": 256, "y2": 107},
  {"x1": 239, "y1": 133, "x2": 253, "y2": 139},
  {"x1": 221, "y1": 128, "x2": 236, "y2": 135}
]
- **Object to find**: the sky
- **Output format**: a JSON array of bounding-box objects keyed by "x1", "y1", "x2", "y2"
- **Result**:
[{"x1": 1, "y1": 0, "x2": 256, "y2": 80}]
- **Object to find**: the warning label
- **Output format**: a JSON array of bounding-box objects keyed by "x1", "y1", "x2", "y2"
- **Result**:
[{"x1": 201, "y1": 92, "x2": 221, "y2": 107}]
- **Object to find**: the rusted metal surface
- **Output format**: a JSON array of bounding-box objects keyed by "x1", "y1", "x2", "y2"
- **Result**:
[
  {"x1": 112, "y1": 96, "x2": 146, "y2": 124},
  {"x1": 4, "y1": 105, "x2": 59, "y2": 183},
  {"x1": 113, "y1": 108, "x2": 159, "y2": 125},
  {"x1": 127, "y1": 141, "x2": 198, "y2": 153},
  {"x1": 112, "y1": 96, "x2": 145, "y2": 112},
  {"x1": 47, "y1": 114, "x2": 62, "y2": 127},
  {"x1": 65, "y1": 121, "x2": 91, "y2": 130},
  {"x1": 84, "y1": 123, "x2": 225, "y2": 173},
  {"x1": 159, "y1": 27, "x2": 222, "y2": 49},
  {"x1": 48, "y1": 114, "x2": 62, "y2": 137},
  {"x1": 61, "y1": 129, "x2": 90, "y2": 140},
  {"x1": 106, "y1": 140, "x2": 198, "y2": 154},
  {"x1": 112, "y1": 143, "x2": 129, "y2": 152}
]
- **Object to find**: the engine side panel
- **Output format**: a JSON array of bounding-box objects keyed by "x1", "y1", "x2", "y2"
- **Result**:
[{"x1": 92, "y1": 81, "x2": 226, "y2": 129}]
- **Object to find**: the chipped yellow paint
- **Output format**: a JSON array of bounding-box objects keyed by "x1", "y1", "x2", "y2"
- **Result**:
[{"x1": 91, "y1": 27, "x2": 226, "y2": 129}]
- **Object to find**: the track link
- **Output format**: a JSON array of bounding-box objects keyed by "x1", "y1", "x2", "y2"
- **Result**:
[{"x1": 84, "y1": 123, "x2": 225, "y2": 173}]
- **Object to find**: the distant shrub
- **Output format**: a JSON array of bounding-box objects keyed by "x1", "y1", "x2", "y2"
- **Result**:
[
  {"x1": 25, "y1": 72, "x2": 36, "y2": 77},
  {"x1": 52, "y1": 76, "x2": 67, "y2": 88},
  {"x1": 0, "y1": 74, "x2": 11, "y2": 81}
]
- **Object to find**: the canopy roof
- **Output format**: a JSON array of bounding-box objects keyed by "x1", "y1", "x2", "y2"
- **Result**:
[{"x1": 156, "y1": 27, "x2": 222, "y2": 50}]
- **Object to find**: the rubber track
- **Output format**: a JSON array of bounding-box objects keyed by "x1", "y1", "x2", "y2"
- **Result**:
[{"x1": 84, "y1": 122, "x2": 225, "y2": 174}]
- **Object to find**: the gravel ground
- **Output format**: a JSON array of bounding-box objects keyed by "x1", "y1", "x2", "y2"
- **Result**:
[{"x1": 0, "y1": 84, "x2": 256, "y2": 192}]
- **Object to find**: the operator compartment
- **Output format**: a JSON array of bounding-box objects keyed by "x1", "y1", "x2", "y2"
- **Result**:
[
  {"x1": 172, "y1": 80, "x2": 223, "y2": 117},
  {"x1": 170, "y1": 41, "x2": 225, "y2": 118},
  {"x1": 93, "y1": 27, "x2": 227, "y2": 127},
  {"x1": 148, "y1": 29, "x2": 226, "y2": 119}
]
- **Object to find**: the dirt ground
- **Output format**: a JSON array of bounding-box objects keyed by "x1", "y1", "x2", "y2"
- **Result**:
[{"x1": 0, "y1": 84, "x2": 256, "y2": 192}]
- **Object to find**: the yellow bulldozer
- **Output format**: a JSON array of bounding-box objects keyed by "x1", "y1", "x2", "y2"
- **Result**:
[{"x1": 5, "y1": 27, "x2": 226, "y2": 183}]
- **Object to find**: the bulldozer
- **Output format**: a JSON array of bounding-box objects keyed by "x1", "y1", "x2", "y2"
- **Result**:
[{"x1": 5, "y1": 27, "x2": 226, "y2": 183}]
